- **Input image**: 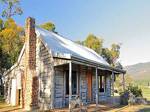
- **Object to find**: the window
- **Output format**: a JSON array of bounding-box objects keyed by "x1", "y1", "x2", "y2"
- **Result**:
[
  {"x1": 65, "y1": 71, "x2": 77, "y2": 95},
  {"x1": 98, "y1": 75, "x2": 106, "y2": 93}
]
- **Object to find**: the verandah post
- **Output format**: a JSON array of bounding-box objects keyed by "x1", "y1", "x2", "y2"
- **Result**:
[
  {"x1": 69, "y1": 61, "x2": 72, "y2": 111},
  {"x1": 122, "y1": 73, "x2": 125, "y2": 91},
  {"x1": 95, "y1": 68, "x2": 98, "y2": 108},
  {"x1": 111, "y1": 72, "x2": 114, "y2": 96}
]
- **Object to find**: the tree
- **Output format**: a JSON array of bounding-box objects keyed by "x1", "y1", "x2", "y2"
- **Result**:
[
  {"x1": 75, "y1": 40, "x2": 84, "y2": 45},
  {"x1": 114, "y1": 74, "x2": 134, "y2": 92},
  {"x1": 0, "y1": 18, "x2": 24, "y2": 75},
  {"x1": 0, "y1": 0, "x2": 23, "y2": 18},
  {"x1": 110, "y1": 43, "x2": 121, "y2": 64},
  {"x1": 101, "y1": 43, "x2": 121, "y2": 66},
  {"x1": 40, "y1": 22, "x2": 55, "y2": 32},
  {"x1": 75, "y1": 34, "x2": 122, "y2": 66},
  {"x1": 101, "y1": 48, "x2": 113, "y2": 64},
  {"x1": 0, "y1": 19, "x2": 3, "y2": 30},
  {"x1": 84, "y1": 34, "x2": 103, "y2": 54}
]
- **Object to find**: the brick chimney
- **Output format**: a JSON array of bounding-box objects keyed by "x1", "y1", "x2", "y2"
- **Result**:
[{"x1": 24, "y1": 17, "x2": 39, "y2": 110}]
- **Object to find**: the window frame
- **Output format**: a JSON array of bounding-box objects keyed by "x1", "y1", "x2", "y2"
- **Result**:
[{"x1": 98, "y1": 75, "x2": 106, "y2": 93}]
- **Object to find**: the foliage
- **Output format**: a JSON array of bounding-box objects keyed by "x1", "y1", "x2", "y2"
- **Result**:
[
  {"x1": 0, "y1": 95, "x2": 4, "y2": 102},
  {"x1": 0, "y1": 18, "x2": 24, "y2": 75},
  {"x1": 110, "y1": 43, "x2": 121, "y2": 62},
  {"x1": 120, "y1": 85, "x2": 143, "y2": 105},
  {"x1": 101, "y1": 48, "x2": 113, "y2": 65},
  {"x1": 40, "y1": 22, "x2": 56, "y2": 32},
  {"x1": 0, "y1": 19, "x2": 3, "y2": 30},
  {"x1": 75, "y1": 40, "x2": 84, "y2": 45},
  {"x1": 102, "y1": 43, "x2": 121, "y2": 66},
  {"x1": 83, "y1": 34, "x2": 103, "y2": 54},
  {"x1": 76, "y1": 34, "x2": 103, "y2": 54},
  {"x1": 75, "y1": 34, "x2": 122, "y2": 66},
  {"x1": 0, "y1": 0, "x2": 23, "y2": 18},
  {"x1": 114, "y1": 74, "x2": 134, "y2": 92},
  {"x1": 127, "y1": 85, "x2": 142, "y2": 97}
]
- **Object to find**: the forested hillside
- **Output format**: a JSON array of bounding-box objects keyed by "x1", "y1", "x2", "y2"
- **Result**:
[{"x1": 125, "y1": 62, "x2": 150, "y2": 81}]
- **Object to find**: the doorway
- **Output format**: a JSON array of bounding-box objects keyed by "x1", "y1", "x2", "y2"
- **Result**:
[
  {"x1": 10, "y1": 79, "x2": 17, "y2": 106},
  {"x1": 87, "y1": 70, "x2": 92, "y2": 101}
]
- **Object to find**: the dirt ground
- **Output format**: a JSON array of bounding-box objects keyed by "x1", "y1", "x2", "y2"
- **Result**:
[
  {"x1": 108, "y1": 105, "x2": 150, "y2": 112},
  {"x1": 0, "y1": 102, "x2": 150, "y2": 112}
]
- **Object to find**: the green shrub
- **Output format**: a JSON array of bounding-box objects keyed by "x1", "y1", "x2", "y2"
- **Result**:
[
  {"x1": 119, "y1": 85, "x2": 143, "y2": 105},
  {"x1": 127, "y1": 85, "x2": 142, "y2": 97},
  {"x1": 0, "y1": 95, "x2": 4, "y2": 102}
]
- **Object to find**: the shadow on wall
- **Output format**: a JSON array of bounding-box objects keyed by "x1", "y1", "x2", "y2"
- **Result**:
[
  {"x1": 31, "y1": 75, "x2": 39, "y2": 108},
  {"x1": 0, "y1": 76, "x2": 4, "y2": 96},
  {"x1": 0, "y1": 86, "x2": 4, "y2": 96}
]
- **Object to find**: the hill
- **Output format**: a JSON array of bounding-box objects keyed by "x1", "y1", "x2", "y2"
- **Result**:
[{"x1": 125, "y1": 62, "x2": 150, "y2": 81}]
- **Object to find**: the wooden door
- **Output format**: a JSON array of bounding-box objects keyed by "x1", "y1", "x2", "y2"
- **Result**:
[{"x1": 87, "y1": 70, "x2": 92, "y2": 101}]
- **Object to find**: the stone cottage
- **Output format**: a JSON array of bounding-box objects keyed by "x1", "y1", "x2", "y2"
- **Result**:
[{"x1": 4, "y1": 17, "x2": 126, "y2": 111}]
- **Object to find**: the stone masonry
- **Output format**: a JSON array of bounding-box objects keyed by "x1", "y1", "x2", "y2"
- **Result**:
[
  {"x1": 36, "y1": 37, "x2": 55, "y2": 110},
  {"x1": 24, "y1": 17, "x2": 39, "y2": 110}
]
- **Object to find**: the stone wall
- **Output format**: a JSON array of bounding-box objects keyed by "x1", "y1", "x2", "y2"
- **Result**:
[
  {"x1": 79, "y1": 66, "x2": 87, "y2": 104},
  {"x1": 36, "y1": 37, "x2": 54, "y2": 110},
  {"x1": 98, "y1": 74, "x2": 111, "y2": 102},
  {"x1": 92, "y1": 71, "x2": 96, "y2": 102},
  {"x1": 105, "y1": 75, "x2": 111, "y2": 97},
  {"x1": 92, "y1": 72, "x2": 112, "y2": 103}
]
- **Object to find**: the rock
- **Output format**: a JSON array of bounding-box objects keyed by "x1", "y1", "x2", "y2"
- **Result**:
[
  {"x1": 128, "y1": 92, "x2": 136, "y2": 105},
  {"x1": 135, "y1": 97, "x2": 147, "y2": 105}
]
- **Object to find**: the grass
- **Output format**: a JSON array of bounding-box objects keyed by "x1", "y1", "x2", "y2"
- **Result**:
[
  {"x1": 108, "y1": 105, "x2": 150, "y2": 112},
  {"x1": 135, "y1": 80, "x2": 150, "y2": 101},
  {"x1": 0, "y1": 97, "x2": 22, "y2": 112},
  {"x1": 140, "y1": 86, "x2": 150, "y2": 101}
]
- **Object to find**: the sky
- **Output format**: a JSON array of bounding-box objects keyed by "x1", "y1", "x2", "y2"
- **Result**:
[{"x1": 1, "y1": 0, "x2": 150, "y2": 66}]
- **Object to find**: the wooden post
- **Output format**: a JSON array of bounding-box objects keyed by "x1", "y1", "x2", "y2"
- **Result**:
[
  {"x1": 111, "y1": 72, "x2": 114, "y2": 96},
  {"x1": 122, "y1": 73, "x2": 125, "y2": 91},
  {"x1": 69, "y1": 62, "x2": 72, "y2": 111},
  {"x1": 95, "y1": 68, "x2": 98, "y2": 108}
]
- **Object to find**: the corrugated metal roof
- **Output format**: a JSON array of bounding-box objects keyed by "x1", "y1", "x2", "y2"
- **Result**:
[{"x1": 35, "y1": 26, "x2": 109, "y2": 66}]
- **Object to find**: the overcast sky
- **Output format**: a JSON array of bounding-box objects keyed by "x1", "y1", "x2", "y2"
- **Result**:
[{"x1": 1, "y1": 0, "x2": 150, "y2": 66}]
